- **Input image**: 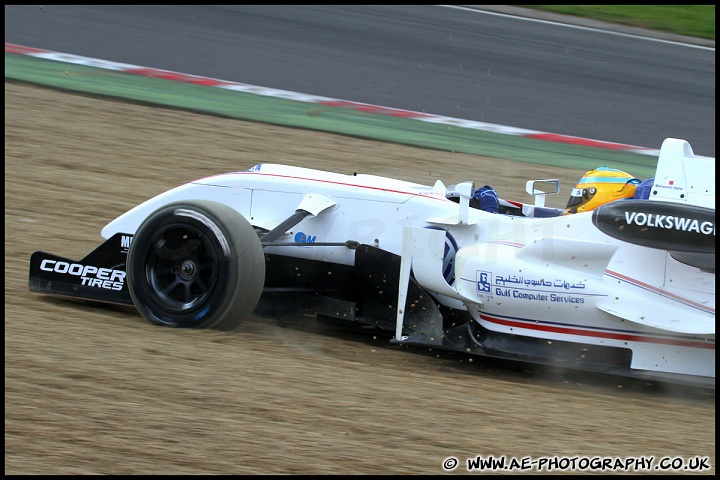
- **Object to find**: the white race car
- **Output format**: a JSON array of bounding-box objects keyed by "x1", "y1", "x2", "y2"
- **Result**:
[{"x1": 29, "y1": 138, "x2": 715, "y2": 387}]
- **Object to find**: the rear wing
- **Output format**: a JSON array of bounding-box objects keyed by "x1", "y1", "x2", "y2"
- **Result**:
[
  {"x1": 651, "y1": 138, "x2": 715, "y2": 209},
  {"x1": 593, "y1": 138, "x2": 715, "y2": 272}
]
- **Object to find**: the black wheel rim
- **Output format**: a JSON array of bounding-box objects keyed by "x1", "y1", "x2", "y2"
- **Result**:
[{"x1": 144, "y1": 223, "x2": 221, "y2": 315}]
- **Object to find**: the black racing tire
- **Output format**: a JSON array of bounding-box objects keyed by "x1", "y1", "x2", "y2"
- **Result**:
[{"x1": 126, "y1": 200, "x2": 265, "y2": 331}]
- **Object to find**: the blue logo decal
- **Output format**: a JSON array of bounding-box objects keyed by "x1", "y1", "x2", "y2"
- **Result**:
[
  {"x1": 294, "y1": 232, "x2": 317, "y2": 243},
  {"x1": 424, "y1": 227, "x2": 458, "y2": 285},
  {"x1": 476, "y1": 271, "x2": 491, "y2": 293}
]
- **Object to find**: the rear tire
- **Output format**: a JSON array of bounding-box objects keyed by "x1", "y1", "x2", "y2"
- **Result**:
[{"x1": 127, "y1": 200, "x2": 265, "y2": 330}]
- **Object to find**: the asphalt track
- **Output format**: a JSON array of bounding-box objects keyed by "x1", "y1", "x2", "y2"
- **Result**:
[{"x1": 4, "y1": 4, "x2": 715, "y2": 161}]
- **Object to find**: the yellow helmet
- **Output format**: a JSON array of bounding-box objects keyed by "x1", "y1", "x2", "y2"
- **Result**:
[{"x1": 564, "y1": 167, "x2": 641, "y2": 214}]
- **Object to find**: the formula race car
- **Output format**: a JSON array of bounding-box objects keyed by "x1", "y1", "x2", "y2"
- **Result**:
[{"x1": 29, "y1": 138, "x2": 715, "y2": 387}]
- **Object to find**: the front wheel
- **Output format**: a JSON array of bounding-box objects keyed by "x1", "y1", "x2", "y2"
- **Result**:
[{"x1": 127, "y1": 200, "x2": 265, "y2": 330}]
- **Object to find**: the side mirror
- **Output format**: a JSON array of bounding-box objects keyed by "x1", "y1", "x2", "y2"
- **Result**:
[
  {"x1": 455, "y1": 181, "x2": 475, "y2": 199},
  {"x1": 525, "y1": 179, "x2": 560, "y2": 207}
]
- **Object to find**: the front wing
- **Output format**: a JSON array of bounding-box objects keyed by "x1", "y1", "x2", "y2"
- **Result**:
[{"x1": 29, "y1": 233, "x2": 133, "y2": 305}]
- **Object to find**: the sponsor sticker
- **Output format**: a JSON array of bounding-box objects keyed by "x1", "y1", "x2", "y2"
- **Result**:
[{"x1": 39, "y1": 259, "x2": 126, "y2": 291}]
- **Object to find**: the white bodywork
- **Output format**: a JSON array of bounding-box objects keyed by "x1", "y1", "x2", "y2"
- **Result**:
[{"x1": 102, "y1": 139, "x2": 715, "y2": 382}]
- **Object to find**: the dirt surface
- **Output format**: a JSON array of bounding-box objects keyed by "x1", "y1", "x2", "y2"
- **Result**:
[{"x1": 5, "y1": 82, "x2": 715, "y2": 475}]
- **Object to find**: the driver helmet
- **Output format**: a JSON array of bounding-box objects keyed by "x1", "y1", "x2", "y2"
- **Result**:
[{"x1": 564, "y1": 167, "x2": 641, "y2": 214}]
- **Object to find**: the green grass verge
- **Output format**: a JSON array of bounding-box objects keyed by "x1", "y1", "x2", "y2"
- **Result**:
[{"x1": 522, "y1": 5, "x2": 715, "y2": 40}]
